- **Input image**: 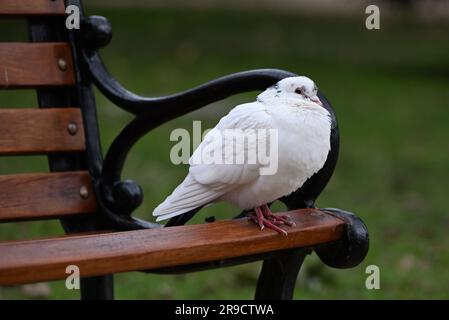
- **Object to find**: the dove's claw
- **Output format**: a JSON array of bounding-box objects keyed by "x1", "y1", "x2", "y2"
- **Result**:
[
  {"x1": 249, "y1": 213, "x2": 265, "y2": 230},
  {"x1": 248, "y1": 205, "x2": 290, "y2": 235},
  {"x1": 263, "y1": 219, "x2": 288, "y2": 236},
  {"x1": 255, "y1": 207, "x2": 265, "y2": 230},
  {"x1": 273, "y1": 215, "x2": 296, "y2": 227},
  {"x1": 261, "y1": 204, "x2": 296, "y2": 227}
]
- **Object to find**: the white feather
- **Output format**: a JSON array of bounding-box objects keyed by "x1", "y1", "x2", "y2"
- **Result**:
[{"x1": 153, "y1": 174, "x2": 227, "y2": 221}]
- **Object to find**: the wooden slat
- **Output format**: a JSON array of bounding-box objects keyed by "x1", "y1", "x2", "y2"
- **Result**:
[
  {"x1": 0, "y1": 0, "x2": 65, "y2": 16},
  {"x1": 0, "y1": 209, "x2": 344, "y2": 285},
  {"x1": 0, "y1": 43, "x2": 75, "y2": 88},
  {"x1": 0, "y1": 108, "x2": 85, "y2": 155},
  {"x1": 0, "y1": 171, "x2": 96, "y2": 222}
]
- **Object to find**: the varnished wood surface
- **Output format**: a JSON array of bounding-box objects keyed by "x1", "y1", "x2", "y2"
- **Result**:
[
  {"x1": 0, "y1": 0, "x2": 65, "y2": 16},
  {"x1": 0, "y1": 171, "x2": 96, "y2": 222},
  {"x1": 0, "y1": 209, "x2": 344, "y2": 285},
  {"x1": 0, "y1": 43, "x2": 75, "y2": 88},
  {"x1": 0, "y1": 108, "x2": 85, "y2": 155}
]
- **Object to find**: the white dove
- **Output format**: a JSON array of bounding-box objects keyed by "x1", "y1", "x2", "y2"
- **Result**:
[{"x1": 153, "y1": 76, "x2": 332, "y2": 235}]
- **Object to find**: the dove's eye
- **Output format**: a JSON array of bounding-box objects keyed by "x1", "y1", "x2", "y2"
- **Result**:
[{"x1": 295, "y1": 88, "x2": 304, "y2": 95}]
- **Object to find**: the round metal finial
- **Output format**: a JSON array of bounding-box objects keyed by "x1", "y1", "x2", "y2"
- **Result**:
[
  {"x1": 81, "y1": 16, "x2": 113, "y2": 50},
  {"x1": 110, "y1": 180, "x2": 143, "y2": 216},
  {"x1": 79, "y1": 186, "x2": 90, "y2": 199}
]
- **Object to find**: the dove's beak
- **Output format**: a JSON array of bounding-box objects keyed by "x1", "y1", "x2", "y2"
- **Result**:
[{"x1": 311, "y1": 96, "x2": 322, "y2": 106}]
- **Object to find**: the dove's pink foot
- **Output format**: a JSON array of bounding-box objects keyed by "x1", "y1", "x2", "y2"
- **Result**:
[
  {"x1": 261, "y1": 204, "x2": 296, "y2": 227},
  {"x1": 248, "y1": 204, "x2": 295, "y2": 236}
]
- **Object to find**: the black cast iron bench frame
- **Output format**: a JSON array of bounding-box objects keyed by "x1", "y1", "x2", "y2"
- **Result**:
[{"x1": 0, "y1": 0, "x2": 368, "y2": 300}]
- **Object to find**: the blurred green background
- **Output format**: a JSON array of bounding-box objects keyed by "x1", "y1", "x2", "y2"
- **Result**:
[{"x1": 0, "y1": 1, "x2": 448, "y2": 299}]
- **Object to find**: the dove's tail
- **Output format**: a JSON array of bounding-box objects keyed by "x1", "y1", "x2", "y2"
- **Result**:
[{"x1": 152, "y1": 174, "x2": 224, "y2": 222}]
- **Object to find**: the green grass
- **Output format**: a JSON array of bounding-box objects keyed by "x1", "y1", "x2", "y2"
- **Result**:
[{"x1": 0, "y1": 7, "x2": 448, "y2": 299}]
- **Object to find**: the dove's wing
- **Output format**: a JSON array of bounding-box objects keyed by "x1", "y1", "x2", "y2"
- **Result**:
[
  {"x1": 189, "y1": 102, "x2": 274, "y2": 185},
  {"x1": 153, "y1": 101, "x2": 273, "y2": 221}
]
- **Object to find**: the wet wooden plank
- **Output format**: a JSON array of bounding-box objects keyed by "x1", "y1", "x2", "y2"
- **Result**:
[
  {"x1": 0, "y1": 0, "x2": 65, "y2": 16},
  {"x1": 0, "y1": 43, "x2": 75, "y2": 88},
  {"x1": 0, "y1": 171, "x2": 96, "y2": 222},
  {"x1": 0, "y1": 108, "x2": 85, "y2": 155}
]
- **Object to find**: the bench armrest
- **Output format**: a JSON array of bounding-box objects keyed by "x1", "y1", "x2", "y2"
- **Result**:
[{"x1": 0, "y1": 209, "x2": 343, "y2": 285}]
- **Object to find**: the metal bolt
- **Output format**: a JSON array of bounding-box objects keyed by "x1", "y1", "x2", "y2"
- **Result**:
[
  {"x1": 58, "y1": 58, "x2": 67, "y2": 71},
  {"x1": 67, "y1": 122, "x2": 78, "y2": 135},
  {"x1": 79, "y1": 186, "x2": 89, "y2": 199}
]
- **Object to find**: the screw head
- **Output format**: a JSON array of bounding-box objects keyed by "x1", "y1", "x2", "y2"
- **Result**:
[
  {"x1": 79, "y1": 186, "x2": 89, "y2": 199},
  {"x1": 67, "y1": 122, "x2": 78, "y2": 135},
  {"x1": 58, "y1": 58, "x2": 67, "y2": 71}
]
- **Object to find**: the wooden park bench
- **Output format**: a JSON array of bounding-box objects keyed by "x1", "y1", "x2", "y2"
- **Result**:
[{"x1": 0, "y1": 0, "x2": 369, "y2": 299}]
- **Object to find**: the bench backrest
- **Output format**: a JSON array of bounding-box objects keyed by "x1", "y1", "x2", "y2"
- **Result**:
[{"x1": 0, "y1": 1, "x2": 99, "y2": 229}]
